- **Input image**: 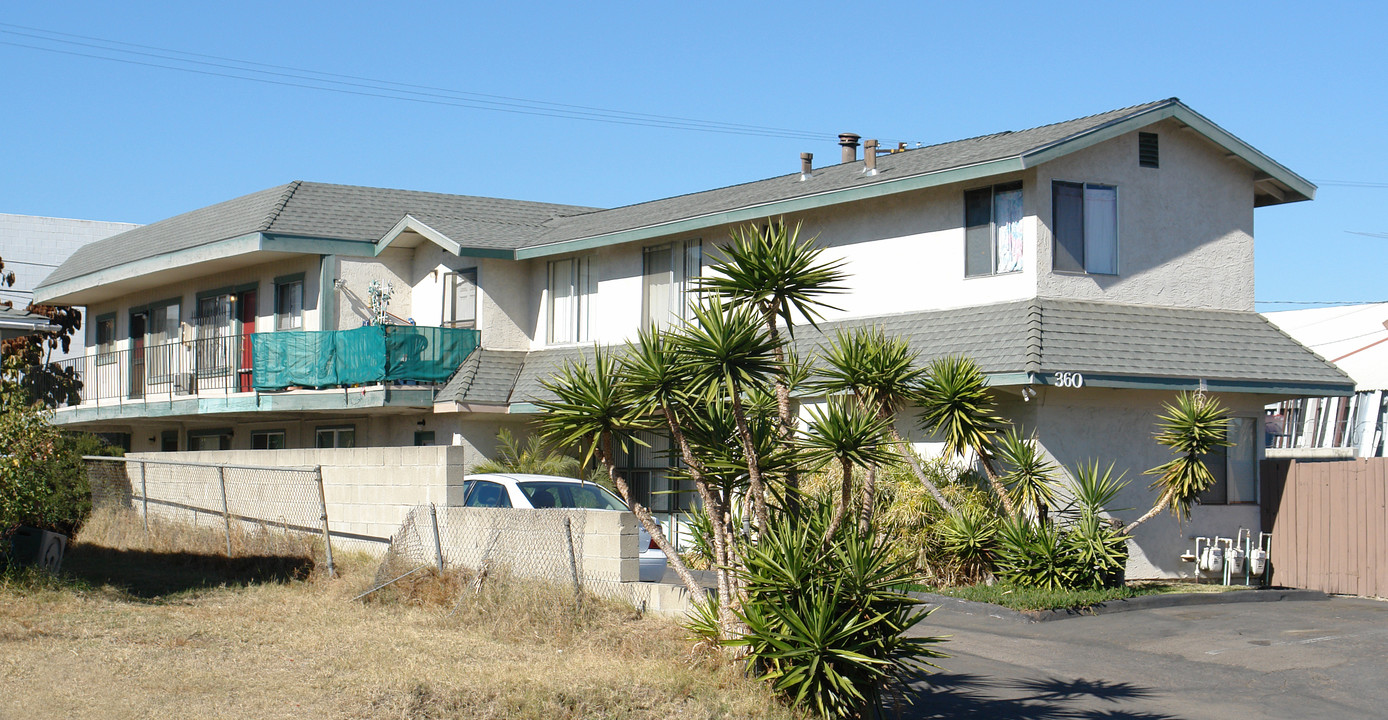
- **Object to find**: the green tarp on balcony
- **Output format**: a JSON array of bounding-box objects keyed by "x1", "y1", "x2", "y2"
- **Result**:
[{"x1": 252, "y1": 326, "x2": 479, "y2": 390}]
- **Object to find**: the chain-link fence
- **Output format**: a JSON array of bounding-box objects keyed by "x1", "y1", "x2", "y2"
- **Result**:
[
  {"x1": 363, "y1": 506, "x2": 648, "y2": 610},
  {"x1": 83, "y1": 456, "x2": 335, "y2": 575}
]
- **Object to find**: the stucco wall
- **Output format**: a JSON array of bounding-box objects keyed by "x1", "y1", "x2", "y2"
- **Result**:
[
  {"x1": 335, "y1": 249, "x2": 414, "y2": 329},
  {"x1": 1035, "y1": 119, "x2": 1257, "y2": 311},
  {"x1": 82, "y1": 254, "x2": 322, "y2": 354},
  {"x1": 1018, "y1": 387, "x2": 1266, "y2": 579}
]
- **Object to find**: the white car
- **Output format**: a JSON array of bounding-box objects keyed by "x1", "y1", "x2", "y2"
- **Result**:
[{"x1": 460, "y1": 473, "x2": 668, "y2": 583}]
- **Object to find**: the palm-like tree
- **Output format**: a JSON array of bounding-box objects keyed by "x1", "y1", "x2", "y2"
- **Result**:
[
  {"x1": 799, "y1": 397, "x2": 896, "y2": 539},
  {"x1": 470, "y1": 428, "x2": 582, "y2": 477},
  {"x1": 1124, "y1": 391, "x2": 1230, "y2": 535},
  {"x1": 676, "y1": 298, "x2": 781, "y2": 533},
  {"x1": 994, "y1": 429, "x2": 1059, "y2": 524},
  {"x1": 701, "y1": 220, "x2": 849, "y2": 502},
  {"x1": 817, "y1": 327, "x2": 957, "y2": 519},
  {"x1": 533, "y1": 347, "x2": 703, "y2": 596},
  {"x1": 916, "y1": 355, "x2": 1018, "y2": 517}
]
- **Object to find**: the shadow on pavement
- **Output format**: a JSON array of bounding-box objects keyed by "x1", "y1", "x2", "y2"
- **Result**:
[{"x1": 892, "y1": 670, "x2": 1177, "y2": 720}]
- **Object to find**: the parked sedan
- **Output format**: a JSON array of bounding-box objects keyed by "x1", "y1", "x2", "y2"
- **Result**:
[{"x1": 460, "y1": 473, "x2": 668, "y2": 582}]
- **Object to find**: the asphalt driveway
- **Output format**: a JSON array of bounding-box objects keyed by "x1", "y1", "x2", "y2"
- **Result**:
[{"x1": 900, "y1": 594, "x2": 1388, "y2": 719}]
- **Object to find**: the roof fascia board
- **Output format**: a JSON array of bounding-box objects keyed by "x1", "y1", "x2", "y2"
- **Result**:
[
  {"x1": 34, "y1": 232, "x2": 265, "y2": 305},
  {"x1": 1037, "y1": 372, "x2": 1352, "y2": 396},
  {"x1": 260, "y1": 234, "x2": 377, "y2": 257},
  {"x1": 515, "y1": 158, "x2": 1027, "y2": 259},
  {"x1": 1021, "y1": 103, "x2": 1316, "y2": 201},
  {"x1": 376, "y1": 215, "x2": 461, "y2": 255}
]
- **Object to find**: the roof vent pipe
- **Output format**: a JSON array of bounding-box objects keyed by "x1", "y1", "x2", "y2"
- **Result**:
[
  {"x1": 863, "y1": 139, "x2": 878, "y2": 175},
  {"x1": 839, "y1": 133, "x2": 861, "y2": 163},
  {"x1": 800, "y1": 152, "x2": 813, "y2": 181}
]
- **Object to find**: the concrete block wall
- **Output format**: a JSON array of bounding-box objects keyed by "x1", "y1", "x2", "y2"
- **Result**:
[{"x1": 127, "y1": 445, "x2": 468, "y2": 542}]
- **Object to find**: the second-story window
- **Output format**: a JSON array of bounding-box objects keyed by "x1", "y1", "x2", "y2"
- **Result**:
[
  {"x1": 643, "y1": 239, "x2": 701, "y2": 329},
  {"x1": 547, "y1": 256, "x2": 593, "y2": 344},
  {"x1": 964, "y1": 182, "x2": 1024, "y2": 277},
  {"x1": 275, "y1": 275, "x2": 303, "y2": 330},
  {"x1": 95, "y1": 313, "x2": 116, "y2": 365},
  {"x1": 1052, "y1": 181, "x2": 1118, "y2": 275},
  {"x1": 196, "y1": 293, "x2": 234, "y2": 376},
  {"x1": 442, "y1": 268, "x2": 477, "y2": 329}
]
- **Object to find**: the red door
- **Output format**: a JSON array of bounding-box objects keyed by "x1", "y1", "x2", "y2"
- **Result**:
[{"x1": 238, "y1": 290, "x2": 256, "y2": 392}]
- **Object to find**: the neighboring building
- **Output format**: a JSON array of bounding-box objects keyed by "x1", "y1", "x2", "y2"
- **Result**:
[
  {"x1": 33, "y1": 98, "x2": 1352, "y2": 577},
  {"x1": 0, "y1": 213, "x2": 141, "y2": 357},
  {"x1": 0, "y1": 304, "x2": 58, "y2": 341},
  {"x1": 1264, "y1": 303, "x2": 1388, "y2": 458}
]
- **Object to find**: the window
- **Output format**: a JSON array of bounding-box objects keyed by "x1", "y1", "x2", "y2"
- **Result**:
[
  {"x1": 141, "y1": 300, "x2": 181, "y2": 381},
  {"x1": 1199, "y1": 417, "x2": 1258, "y2": 505},
  {"x1": 251, "y1": 430, "x2": 286, "y2": 450},
  {"x1": 462, "y1": 480, "x2": 512, "y2": 508},
  {"x1": 315, "y1": 425, "x2": 356, "y2": 449},
  {"x1": 275, "y1": 276, "x2": 304, "y2": 330},
  {"x1": 160, "y1": 430, "x2": 179, "y2": 452},
  {"x1": 614, "y1": 431, "x2": 701, "y2": 513},
  {"x1": 1139, "y1": 132, "x2": 1160, "y2": 168},
  {"x1": 1052, "y1": 181, "x2": 1118, "y2": 275},
  {"x1": 188, "y1": 428, "x2": 232, "y2": 451},
  {"x1": 964, "y1": 182, "x2": 1024, "y2": 277},
  {"x1": 642, "y1": 239, "x2": 702, "y2": 329},
  {"x1": 95, "y1": 313, "x2": 116, "y2": 365},
  {"x1": 547, "y1": 256, "x2": 593, "y2": 344},
  {"x1": 442, "y1": 268, "x2": 477, "y2": 329},
  {"x1": 196, "y1": 293, "x2": 234, "y2": 376}
]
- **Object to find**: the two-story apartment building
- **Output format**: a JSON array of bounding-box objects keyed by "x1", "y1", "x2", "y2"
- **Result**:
[{"x1": 34, "y1": 98, "x2": 1352, "y2": 576}]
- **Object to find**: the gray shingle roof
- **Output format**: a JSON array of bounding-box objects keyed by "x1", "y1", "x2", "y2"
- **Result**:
[
  {"x1": 450, "y1": 299, "x2": 1350, "y2": 408},
  {"x1": 436, "y1": 349, "x2": 528, "y2": 405},
  {"x1": 39, "y1": 182, "x2": 597, "y2": 288},
  {"x1": 524, "y1": 100, "x2": 1177, "y2": 248}
]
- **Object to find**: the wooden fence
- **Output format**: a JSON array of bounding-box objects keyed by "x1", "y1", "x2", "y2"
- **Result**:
[{"x1": 1261, "y1": 458, "x2": 1388, "y2": 598}]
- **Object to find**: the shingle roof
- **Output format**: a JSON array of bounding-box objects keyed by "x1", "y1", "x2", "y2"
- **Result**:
[
  {"x1": 436, "y1": 349, "x2": 528, "y2": 405},
  {"x1": 448, "y1": 299, "x2": 1350, "y2": 408},
  {"x1": 527, "y1": 100, "x2": 1177, "y2": 248},
  {"x1": 39, "y1": 182, "x2": 597, "y2": 288}
]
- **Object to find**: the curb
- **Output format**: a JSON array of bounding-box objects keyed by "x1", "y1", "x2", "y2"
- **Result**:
[{"x1": 909, "y1": 587, "x2": 1328, "y2": 623}]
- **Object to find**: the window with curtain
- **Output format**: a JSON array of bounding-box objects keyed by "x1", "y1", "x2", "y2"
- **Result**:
[
  {"x1": 642, "y1": 239, "x2": 701, "y2": 329},
  {"x1": 1052, "y1": 181, "x2": 1118, "y2": 275},
  {"x1": 147, "y1": 301, "x2": 181, "y2": 380},
  {"x1": 547, "y1": 256, "x2": 593, "y2": 344},
  {"x1": 1198, "y1": 417, "x2": 1258, "y2": 505},
  {"x1": 964, "y1": 182, "x2": 1024, "y2": 277}
]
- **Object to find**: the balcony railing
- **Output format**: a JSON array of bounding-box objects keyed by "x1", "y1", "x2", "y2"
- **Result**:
[{"x1": 49, "y1": 326, "x2": 480, "y2": 410}]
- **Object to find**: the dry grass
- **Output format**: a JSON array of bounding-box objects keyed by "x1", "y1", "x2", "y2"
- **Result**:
[{"x1": 1, "y1": 512, "x2": 798, "y2": 720}]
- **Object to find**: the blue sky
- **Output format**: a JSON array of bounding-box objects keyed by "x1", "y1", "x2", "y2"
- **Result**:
[{"x1": 2, "y1": 1, "x2": 1384, "y2": 309}]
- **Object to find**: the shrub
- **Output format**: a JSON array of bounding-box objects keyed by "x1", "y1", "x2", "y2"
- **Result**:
[
  {"x1": 0, "y1": 404, "x2": 95, "y2": 539},
  {"x1": 729, "y1": 497, "x2": 946, "y2": 719}
]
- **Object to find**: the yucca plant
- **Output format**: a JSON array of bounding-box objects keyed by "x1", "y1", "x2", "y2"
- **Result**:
[
  {"x1": 676, "y1": 297, "x2": 782, "y2": 533},
  {"x1": 729, "y1": 497, "x2": 946, "y2": 719},
  {"x1": 916, "y1": 355, "x2": 1017, "y2": 517},
  {"x1": 1064, "y1": 511, "x2": 1129, "y2": 589},
  {"x1": 994, "y1": 515, "x2": 1071, "y2": 591},
  {"x1": 936, "y1": 505, "x2": 999, "y2": 580},
  {"x1": 799, "y1": 397, "x2": 896, "y2": 540},
  {"x1": 534, "y1": 348, "x2": 704, "y2": 597},
  {"x1": 816, "y1": 327, "x2": 956, "y2": 520},
  {"x1": 1124, "y1": 391, "x2": 1231, "y2": 535},
  {"x1": 994, "y1": 429, "x2": 1059, "y2": 524}
]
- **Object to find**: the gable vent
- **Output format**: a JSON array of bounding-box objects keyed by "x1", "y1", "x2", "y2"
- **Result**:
[{"x1": 1139, "y1": 132, "x2": 1159, "y2": 168}]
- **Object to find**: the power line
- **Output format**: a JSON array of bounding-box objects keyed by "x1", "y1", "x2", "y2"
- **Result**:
[
  {"x1": 1258, "y1": 300, "x2": 1388, "y2": 305},
  {"x1": 1346, "y1": 231, "x2": 1388, "y2": 239},
  {"x1": 0, "y1": 23, "x2": 843, "y2": 142},
  {"x1": 1314, "y1": 180, "x2": 1388, "y2": 188}
]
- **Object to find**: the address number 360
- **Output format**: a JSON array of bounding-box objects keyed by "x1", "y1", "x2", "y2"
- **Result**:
[{"x1": 1052, "y1": 372, "x2": 1085, "y2": 388}]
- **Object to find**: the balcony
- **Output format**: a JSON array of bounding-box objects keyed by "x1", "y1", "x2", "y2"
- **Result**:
[{"x1": 49, "y1": 326, "x2": 480, "y2": 420}]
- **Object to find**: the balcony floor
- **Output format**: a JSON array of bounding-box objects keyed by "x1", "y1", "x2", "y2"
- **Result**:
[{"x1": 51, "y1": 384, "x2": 437, "y2": 425}]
